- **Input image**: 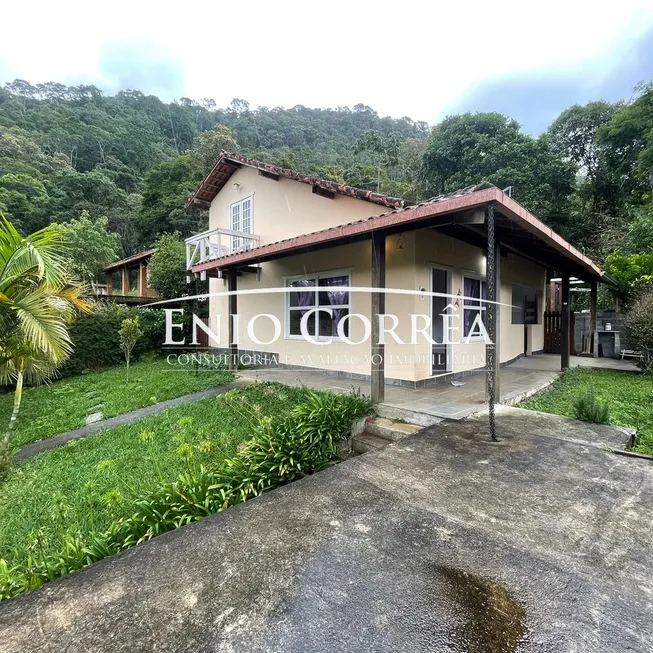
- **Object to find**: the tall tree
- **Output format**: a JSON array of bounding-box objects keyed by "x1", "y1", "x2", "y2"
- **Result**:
[
  {"x1": 190, "y1": 125, "x2": 239, "y2": 172},
  {"x1": 597, "y1": 82, "x2": 653, "y2": 203},
  {"x1": 353, "y1": 130, "x2": 401, "y2": 192},
  {"x1": 548, "y1": 101, "x2": 624, "y2": 229},
  {"x1": 147, "y1": 232, "x2": 188, "y2": 300},
  {"x1": 57, "y1": 210, "x2": 120, "y2": 283},
  {"x1": 421, "y1": 112, "x2": 577, "y2": 239},
  {"x1": 136, "y1": 156, "x2": 205, "y2": 247}
]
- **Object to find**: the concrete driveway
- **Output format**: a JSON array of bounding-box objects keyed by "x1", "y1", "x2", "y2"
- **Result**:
[{"x1": 1, "y1": 412, "x2": 652, "y2": 652}]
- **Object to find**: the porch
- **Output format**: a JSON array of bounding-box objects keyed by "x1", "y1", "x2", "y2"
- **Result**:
[{"x1": 238, "y1": 354, "x2": 637, "y2": 420}]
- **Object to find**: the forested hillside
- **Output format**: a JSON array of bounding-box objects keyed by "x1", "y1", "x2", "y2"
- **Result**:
[
  {"x1": 0, "y1": 82, "x2": 428, "y2": 254},
  {"x1": 0, "y1": 78, "x2": 652, "y2": 298}
]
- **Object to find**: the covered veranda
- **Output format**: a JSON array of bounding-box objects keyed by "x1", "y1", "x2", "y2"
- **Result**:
[{"x1": 189, "y1": 184, "x2": 610, "y2": 414}]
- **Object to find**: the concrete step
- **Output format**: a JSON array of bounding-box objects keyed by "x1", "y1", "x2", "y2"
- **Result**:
[
  {"x1": 350, "y1": 417, "x2": 426, "y2": 455},
  {"x1": 375, "y1": 404, "x2": 443, "y2": 427},
  {"x1": 365, "y1": 417, "x2": 422, "y2": 442},
  {"x1": 351, "y1": 432, "x2": 392, "y2": 454}
]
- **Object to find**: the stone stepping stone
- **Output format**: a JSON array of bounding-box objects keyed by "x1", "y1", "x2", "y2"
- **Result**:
[{"x1": 85, "y1": 412, "x2": 104, "y2": 425}]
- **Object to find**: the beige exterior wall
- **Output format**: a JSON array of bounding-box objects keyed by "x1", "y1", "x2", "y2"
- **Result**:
[
  {"x1": 207, "y1": 237, "x2": 420, "y2": 381},
  {"x1": 204, "y1": 172, "x2": 547, "y2": 383},
  {"x1": 208, "y1": 165, "x2": 384, "y2": 244},
  {"x1": 412, "y1": 230, "x2": 546, "y2": 376}
]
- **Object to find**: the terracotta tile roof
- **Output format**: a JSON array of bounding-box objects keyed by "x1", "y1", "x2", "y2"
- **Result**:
[
  {"x1": 190, "y1": 183, "x2": 604, "y2": 281},
  {"x1": 104, "y1": 249, "x2": 156, "y2": 271},
  {"x1": 194, "y1": 183, "x2": 493, "y2": 265},
  {"x1": 185, "y1": 152, "x2": 406, "y2": 210}
]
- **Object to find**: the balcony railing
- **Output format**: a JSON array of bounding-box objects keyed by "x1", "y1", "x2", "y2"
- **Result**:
[{"x1": 185, "y1": 228, "x2": 261, "y2": 270}]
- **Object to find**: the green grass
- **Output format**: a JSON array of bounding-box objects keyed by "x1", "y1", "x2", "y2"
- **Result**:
[
  {"x1": 0, "y1": 383, "x2": 312, "y2": 568},
  {"x1": 0, "y1": 358, "x2": 234, "y2": 448},
  {"x1": 521, "y1": 368, "x2": 653, "y2": 455}
]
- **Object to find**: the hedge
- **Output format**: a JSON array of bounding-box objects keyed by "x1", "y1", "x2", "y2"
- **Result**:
[{"x1": 61, "y1": 304, "x2": 167, "y2": 376}]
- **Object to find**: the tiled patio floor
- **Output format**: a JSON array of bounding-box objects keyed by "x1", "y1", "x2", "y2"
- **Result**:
[{"x1": 238, "y1": 354, "x2": 639, "y2": 420}]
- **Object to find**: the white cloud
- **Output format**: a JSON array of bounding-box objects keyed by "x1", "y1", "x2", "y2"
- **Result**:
[{"x1": 2, "y1": 0, "x2": 652, "y2": 122}]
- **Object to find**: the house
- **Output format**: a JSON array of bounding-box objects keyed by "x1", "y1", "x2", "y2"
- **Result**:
[
  {"x1": 184, "y1": 152, "x2": 606, "y2": 404},
  {"x1": 101, "y1": 249, "x2": 159, "y2": 304}
]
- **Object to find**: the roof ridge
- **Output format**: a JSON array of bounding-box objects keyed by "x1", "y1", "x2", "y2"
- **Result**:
[{"x1": 186, "y1": 151, "x2": 407, "y2": 209}]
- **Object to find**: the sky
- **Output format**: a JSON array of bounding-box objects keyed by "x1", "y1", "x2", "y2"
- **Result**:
[{"x1": 1, "y1": 0, "x2": 653, "y2": 133}]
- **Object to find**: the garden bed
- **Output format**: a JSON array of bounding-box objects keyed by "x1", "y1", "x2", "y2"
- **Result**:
[
  {"x1": 520, "y1": 368, "x2": 653, "y2": 455},
  {"x1": 0, "y1": 358, "x2": 233, "y2": 448}
]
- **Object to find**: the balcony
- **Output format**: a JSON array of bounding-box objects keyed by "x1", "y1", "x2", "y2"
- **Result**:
[{"x1": 185, "y1": 227, "x2": 261, "y2": 271}]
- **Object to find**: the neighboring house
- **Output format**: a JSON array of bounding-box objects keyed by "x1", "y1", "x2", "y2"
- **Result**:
[
  {"x1": 101, "y1": 249, "x2": 158, "y2": 304},
  {"x1": 184, "y1": 152, "x2": 606, "y2": 402}
]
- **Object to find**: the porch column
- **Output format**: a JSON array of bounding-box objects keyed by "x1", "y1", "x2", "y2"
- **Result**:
[
  {"x1": 227, "y1": 268, "x2": 238, "y2": 372},
  {"x1": 561, "y1": 274, "x2": 571, "y2": 370},
  {"x1": 121, "y1": 267, "x2": 128, "y2": 295},
  {"x1": 485, "y1": 203, "x2": 499, "y2": 441},
  {"x1": 590, "y1": 281, "x2": 598, "y2": 358},
  {"x1": 138, "y1": 263, "x2": 145, "y2": 297},
  {"x1": 371, "y1": 230, "x2": 386, "y2": 404}
]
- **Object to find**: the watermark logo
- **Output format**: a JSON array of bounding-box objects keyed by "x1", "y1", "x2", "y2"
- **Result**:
[{"x1": 154, "y1": 286, "x2": 505, "y2": 348}]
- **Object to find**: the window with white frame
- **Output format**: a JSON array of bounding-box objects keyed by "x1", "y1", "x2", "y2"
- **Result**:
[
  {"x1": 462, "y1": 276, "x2": 487, "y2": 339},
  {"x1": 230, "y1": 196, "x2": 252, "y2": 252},
  {"x1": 286, "y1": 272, "x2": 351, "y2": 339}
]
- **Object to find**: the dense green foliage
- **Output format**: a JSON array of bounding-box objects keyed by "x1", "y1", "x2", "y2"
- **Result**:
[
  {"x1": 57, "y1": 210, "x2": 119, "y2": 283},
  {"x1": 422, "y1": 113, "x2": 576, "y2": 235},
  {"x1": 521, "y1": 368, "x2": 653, "y2": 455},
  {"x1": 60, "y1": 304, "x2": 166, "y2": 376},
  {"x1": 1, "y1": 78, "x2": 652, "y2": 297},
  {"x1": 0, "y1": 384, "x2": 371, "y2": 600},
  {"x1": 624, "y1": 291, "x2": 653, "y2": 373},
  {"x1": 148, "y1": 233, "x2": 189, "y2": 300},
  {"x1": 0, "y1": 84, "x2": 428, "y2": 258},
  {"x1": 603, "y1": 252, "x2": 653, "y2": 301}
]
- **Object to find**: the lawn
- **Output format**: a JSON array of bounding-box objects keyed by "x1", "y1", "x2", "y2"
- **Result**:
[
  {"x1": 521, "y1": 368, "x2": 653, "y2": 455},
  {"x1": 0, "y1": 358, "x2": 234, "y2": 448},
  {"x1": 0, "y1": 383, "x2": 312, "y2": 568}
]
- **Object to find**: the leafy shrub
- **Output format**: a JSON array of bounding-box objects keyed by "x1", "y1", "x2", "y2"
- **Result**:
[
  {"x1": 624, "y1": 290, "x2": 653, "y2": 373},
  {"x1": 573, "y1": 389, "x2": 610, "y2": 424},
  {"x1": 0, "y1": 389, "x2": 372, "y2": 600},
  {"x1": 60, "y1": 304, "x2": 165, "y2": 376}
]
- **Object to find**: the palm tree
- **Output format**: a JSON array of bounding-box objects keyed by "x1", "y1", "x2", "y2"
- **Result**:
[{"x1": 0, "y1": 214, "x2": 88, "y2": 477}]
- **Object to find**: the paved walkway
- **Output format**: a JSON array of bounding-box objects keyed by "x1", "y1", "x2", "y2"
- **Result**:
[
  {"x1": 2, "y1": 413, "x2": 651, "y2": 652},
  {"x1": 240, "y1": 354, "x2": 639, "y2": 420},
  {"x1": 15, "y1": 384, "x2": 238, "y2": 461},
  {"x1": 510, "y1": 354, "x2": 639, "y2": 372}
]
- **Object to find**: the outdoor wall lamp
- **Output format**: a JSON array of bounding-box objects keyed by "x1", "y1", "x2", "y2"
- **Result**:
[{"x1": 233, "y1": 182, "x2": 242, "y2": 191}]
